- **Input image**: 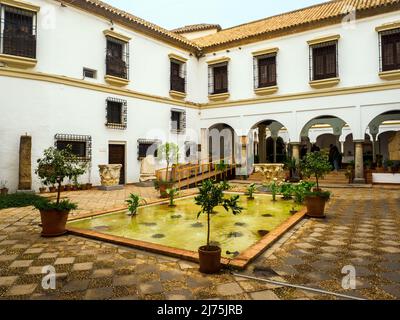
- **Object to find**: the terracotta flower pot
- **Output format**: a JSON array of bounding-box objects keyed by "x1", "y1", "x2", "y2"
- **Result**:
[
  {"x1": 1, "y1": 188, "x2": 8, "y2": 196},
  {"x1": 64, "y1": 185, "x2": 72, "y2": 191},
  {"x1": 86, "y1": 183, "x2": 92, "y2": 190},
  {"x1": 159, "y1": 182, "x2": 174, "y2": 198},
  {"x1": 39, "y1": 187, "x2": 46, "y2": 194},
  {"x1": 49, "y1": 186, "x2": 57, "y2": 193},
  {"x1": 305, "y1": 195, "x2": 327, "y2": 218},
  {"x1": 39, "y1": 210, "x2": 70, "y2": 237},
  {"x1": 198, "y1": 245, "x2": 221, "y2": 274}
]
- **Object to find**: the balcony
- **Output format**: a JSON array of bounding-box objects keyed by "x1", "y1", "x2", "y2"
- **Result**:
[
  {"x1": 0, "y1": 32, "x2": 37, "y2": 68},
  {"x1": 105, "y1": 56, "x2": 129, "y2": 86}
]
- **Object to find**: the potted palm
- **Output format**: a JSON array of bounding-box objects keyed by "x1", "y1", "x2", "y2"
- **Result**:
[
  {"x1": 166, "y1": 188, "x2": 179, "y2": 207},
  {"x1": 245, "y1": 183, "x2": 257, "y2": 200},
  {"x1": 300, "y1": 151, "x2": 332, "y2": 218},
  {"x1": 125, "y1": 193, "x2": 147, "y2": 216},
  {"x1": 34, "y1": 146, "x2": 86, "y2": 237},
  {"x1": 195, "y1": 180, "x2": 242, "y2": 274},
  {"x1": 155, "y1": 142, "x2": 179, "y2": 198}
]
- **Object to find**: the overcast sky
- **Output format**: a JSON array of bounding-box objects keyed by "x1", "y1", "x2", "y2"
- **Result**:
[{"x1": 105, "y1": 0, "x2": 328, "y2": 30}]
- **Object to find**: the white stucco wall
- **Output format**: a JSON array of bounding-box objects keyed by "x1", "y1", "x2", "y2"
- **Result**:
[{"x1": 0, "y1": 76, "x2": 200, "y2": 191}]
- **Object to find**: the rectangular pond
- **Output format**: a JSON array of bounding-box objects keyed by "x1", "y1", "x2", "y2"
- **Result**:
[{"x1": 67, "y1": 194, "x2": 303, "y2": 260}]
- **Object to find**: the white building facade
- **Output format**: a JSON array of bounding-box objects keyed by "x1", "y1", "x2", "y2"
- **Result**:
[{"x1": 0, "y1": 0, "x2": 399, "y2": 191}]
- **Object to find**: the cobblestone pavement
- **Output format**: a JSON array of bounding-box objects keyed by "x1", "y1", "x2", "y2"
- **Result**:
[{"x1": 0, "y1": 187, "x2": 399, "y2": 300}]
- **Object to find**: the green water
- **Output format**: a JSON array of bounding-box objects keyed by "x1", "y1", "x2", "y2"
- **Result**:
[{"x1": 68, "y1": 194, "x2": 302, "y2": 258}]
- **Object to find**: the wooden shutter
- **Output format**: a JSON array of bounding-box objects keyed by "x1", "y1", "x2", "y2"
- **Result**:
[
  {"x1": 107, "y1": 101, "x2": 122, "y2": 124},
  {"x1": 258, "y1": 56, "x2": 276, "y2": 87},
  {"x1": 213, "y1": 65, "x2": 228, "y2": 94},
  {"x1": 312, "y1": 44, "x2": 337, "y2": 80},
  {"x1": 382, "y1": 32, "x2": 400, "y2": 71}
]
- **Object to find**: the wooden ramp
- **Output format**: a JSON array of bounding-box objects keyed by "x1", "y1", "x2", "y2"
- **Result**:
[{"x1": 156, "y1": 159, "x2": 236, "y2": 190}]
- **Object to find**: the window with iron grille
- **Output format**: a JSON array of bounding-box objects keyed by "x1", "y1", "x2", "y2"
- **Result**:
[
  {"x1": 137, "y1": 139, "x2": 160, "y2": 160},
  {"x1": 0, "y1": 5, "x2": 37, "y2": 58},
  {"x1": 171, "y1": 108, "x2": 186, "y2": 134},
  {"x1": 170, "y1": 59, "x2": 186, "y2": 93},
  {"x1": 106, "y1": 37, "x2": 129, "y2": 79},
  {"x1": 379, "y1": 28, "x2": 400, "y2": 72},
  {"x1": 54, "y1": 134, "x2": 92, "y2": 161},
  {"x1": 105, "y1": 97, "x2": 127, "y2": 129},
  {"x1": 208, "y1": 63, "x2": 228, "y2": 94},
  {"x1": 253, "y1": 54, "x2": 277, "y2": 88},
  {"x1": 309, "y1": 41, "x2": 338, "y2": 81}
]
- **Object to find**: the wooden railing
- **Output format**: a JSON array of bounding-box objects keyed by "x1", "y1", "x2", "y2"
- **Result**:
[{"x1": 156, "y1": 158, "x2": 236, "y2": 190}]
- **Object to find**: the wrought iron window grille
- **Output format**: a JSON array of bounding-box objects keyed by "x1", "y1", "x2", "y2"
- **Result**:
[
  {"x1": 379, "y1": 28, "x2": 400, "y2": 72},
  {"x1": 253, "y1": 53, "x2": 277, "y2": 89},
  {"x1": 170, "y1": 59, "x2": 186, "y2": 93},
  {"x1": 137, "y1": 139, "x2": 161, "y2": 160},
  {"x1": 105, "y1": 36, "x2": 129, "y2": 79},
  {"x1": 0, "y1": 5, "x2": 37, "y2": 58},
  {"x1": 171, "y1": 108, "x2": 186, "y2": 134},
  {"x1": 105, "y1": 97, "x2": 127, "y2": 130},
  {"x1": 208, "y1": 62, "x2": 229, "y2": 95},
  {"x1": 54, "y1": 134, "x2": 92, "y2": 162},
  {"x1": 309, "y1": 40, "x2": 339, "y2": 81}
]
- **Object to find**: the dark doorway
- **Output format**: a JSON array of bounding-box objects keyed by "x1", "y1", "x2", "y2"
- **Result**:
[{"x1": 109, "y1": 144, "x2": 125, "y2": 185}]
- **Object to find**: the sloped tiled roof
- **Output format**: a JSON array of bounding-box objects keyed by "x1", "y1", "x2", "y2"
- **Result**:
[
  {"x1": 59, "y1": 0, "x2": 400, "y2": 54},
  {"x1": 193, "y1": 0, "x2": 400, "y2": 50},
  {"x1": 58, "y1": 0, "x2": 201, "y2": 51},
  {"x1": 171, "y1": 24, "x2": 222, "y2": 34}
]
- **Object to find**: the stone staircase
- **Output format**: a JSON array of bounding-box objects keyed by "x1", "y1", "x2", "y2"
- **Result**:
[{"x1": 310, "y1": 170, "x2": 349, "y2": 185}]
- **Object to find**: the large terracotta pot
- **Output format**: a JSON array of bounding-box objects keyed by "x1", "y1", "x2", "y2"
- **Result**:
[
  {"x1": 158, "y1": 182, "x2": 174, "y2": 198},
  {"x1": 198, "y1": 246, "x2": 221, "y2": 274},
  {"x1": 305, "y1": 195, "x2": 327, "y2": 218},
  {"x1": 39, "y1": 210, "x2": 70, "y2": 237}
]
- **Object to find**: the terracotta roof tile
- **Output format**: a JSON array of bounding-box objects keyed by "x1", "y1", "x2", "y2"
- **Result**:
[
  {"x1": 192, "y1": 0, "x2": 400, "y2": 50},
  {"x1": 59, "y1": 0, "x2": 200, "y2": 51},
  {"x1": 171, "y1": 24, "x2": 222, "y2": 34}
]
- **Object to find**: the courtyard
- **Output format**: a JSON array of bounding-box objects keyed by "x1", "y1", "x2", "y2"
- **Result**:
[{"x1": 0, "y1": 185, "x2": 399, "y2": 300}]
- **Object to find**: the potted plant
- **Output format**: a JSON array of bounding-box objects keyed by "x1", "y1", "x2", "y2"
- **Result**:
[
  {"x1": 385, "y1": 160, "x2": 394, "y2": 173},
  {"x1": 292, "y1": 181, "x2": 315, "y2": 204},
  {"x1": 125, "y1": 193, "x2": 147, "y2": 216},
  {"x1": 166, "y1": 188, "x2": 179, "y2": 207},
  {"x1": 155, "y1": 142, "x2": 179, "y2": 198},
  {"x1": 195, "y1": 180, "x2": 242, "y2": 274},
  {"x1": 219, "y1": 180, "x2": 231, "y2": 191},
  {"x1": 64, "y1": 179, "x2": 72, "y2": 191},
  {"x1": 265, "y1": 178, "x2": 280, "y2": 201},
  {"x1": 39, "y1": 182, "x2": 47, "y2": 194},
  {"x1": 0, "y1": 180, "x2": 8, "y2": 196},
  {"x1": 245, "y1": 183, "x2": 257, "y2": 200},
  {"x1": 300, "y1": 151, "x2": 332, "y2": 218},
  {"x1": 34, "y1": 146, "x2": 86, "y2": 237}
]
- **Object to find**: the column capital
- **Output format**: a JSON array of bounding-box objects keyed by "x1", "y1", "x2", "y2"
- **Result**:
[{"x1": 353, "y1": 139, "x2": 365, "y2": 144}]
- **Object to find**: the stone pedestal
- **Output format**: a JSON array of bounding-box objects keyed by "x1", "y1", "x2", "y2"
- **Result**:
[
  {"x1": 354, "y1": 141, "x2": 365, "y2": 184},
  {"x1": 98, "y1": 164, "x2": 123, "y2": 191},
  {"x1": 18, "y1": 135, "x2": 33, "y2": 192},
  {"x1": 253, "y1": 163, "x2": 285, "y2": 183},
  {"x1": 291, "y1": 142, "x2": 300, "y2": 163}
]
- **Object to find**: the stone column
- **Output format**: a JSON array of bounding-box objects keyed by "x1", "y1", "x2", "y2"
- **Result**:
[
  {"x1": 200, "y1": 128, "x2": 209, "y2": 172},
  {"x1": 371, "y1": 134, "x2": 378, "y2": 164},
  {"x1": 258, "y1": 124, "x2": 267, "y2": 163},
  {"x1": 354, "y1": 140, "x2": 365, "y2": 184},
  {"x1": 272, "y1": 136, "x2": 277, "y2": 163},
  {"x1": 18, "y1": 135, "x2": 32, "y2": 191},
  {"x1": 340, "y1": 140, "x2": 345, "y2": 154},
  {"x1": 291, "y1": 142, "x2": 300, "y2": 163},
  {"x1": 237, "y1": 136, "x2": 249, "y2": 178}
]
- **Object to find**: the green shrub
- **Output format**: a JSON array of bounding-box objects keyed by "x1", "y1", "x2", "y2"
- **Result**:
[
  {"x1": 292, "y1": 181, "x2": 316, "y2": 204},
  {"x1": 0, "y1": 193, "x2": 44, "y2": 210},
  {"x1": 279, "y1": 183, "x2": 293, "y2": 200},
  {"x1": 125, "y1": 193, "x2": 147, "y2": 215},
  {"x1": 33, "y1": 198, "x2": 77, "y2": 212}
]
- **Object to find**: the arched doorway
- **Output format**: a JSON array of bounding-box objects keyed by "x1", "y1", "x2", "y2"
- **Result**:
[
  {"x1": 250, "y1": 119, "x2": 289, "y2": 164},
  {"x1": 208, "y1": 123, "x2": 236, "y2": 164}
]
